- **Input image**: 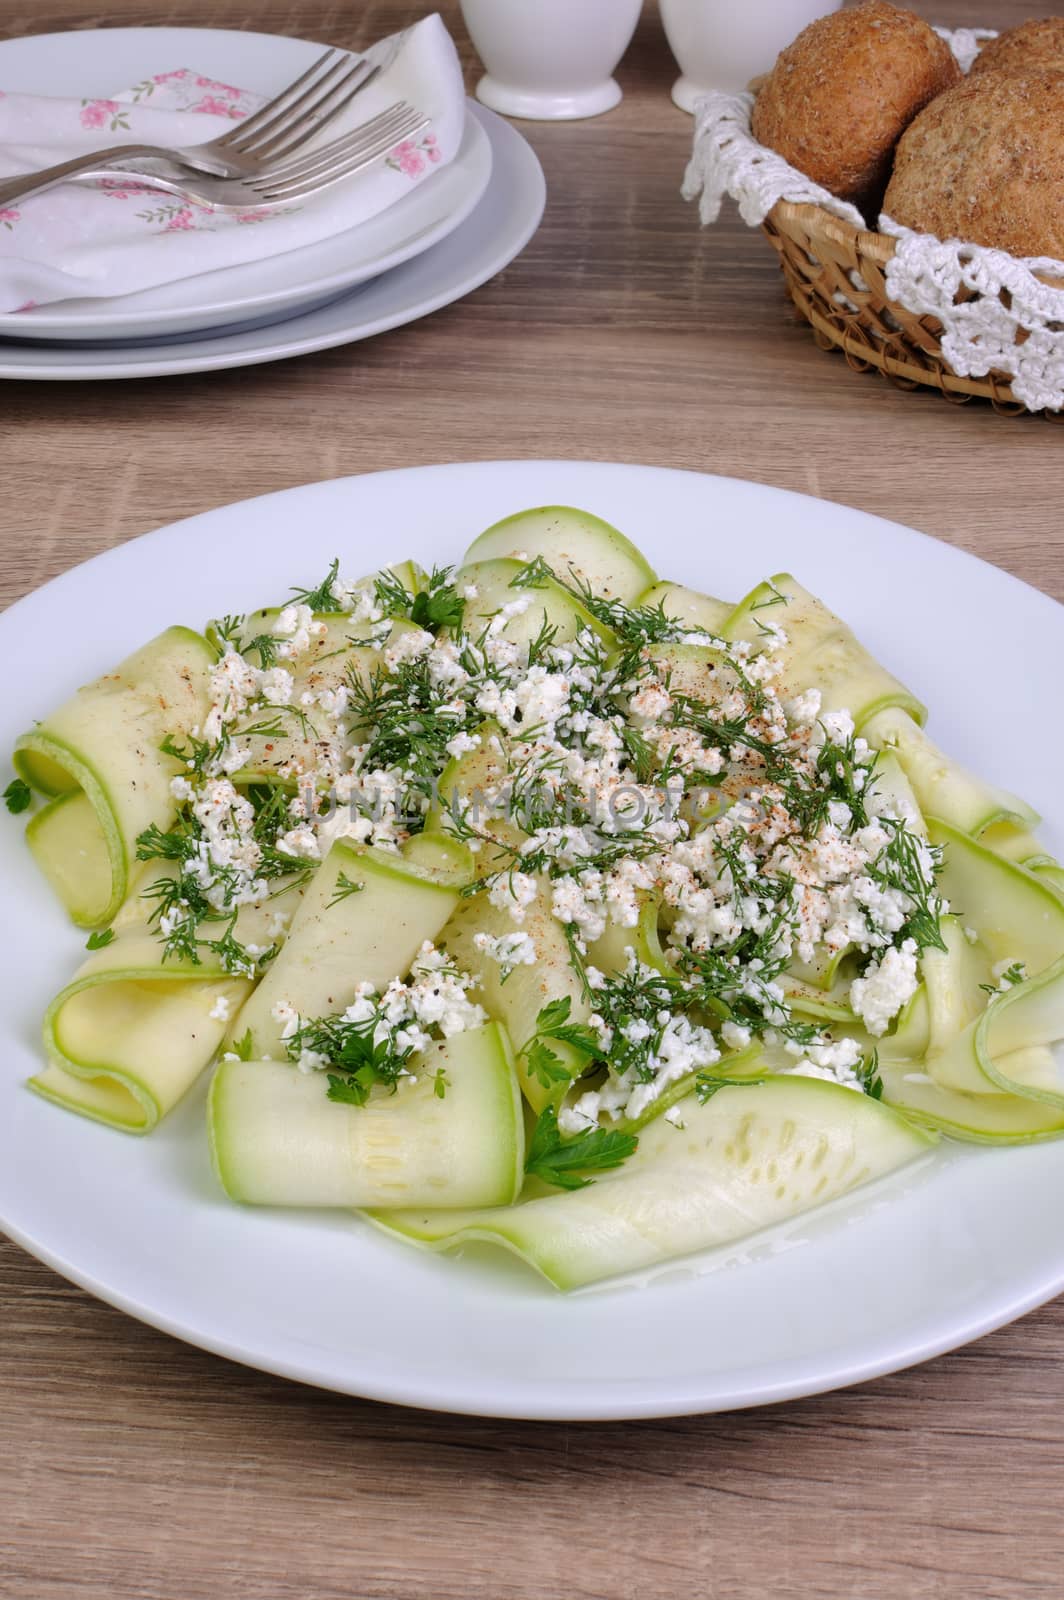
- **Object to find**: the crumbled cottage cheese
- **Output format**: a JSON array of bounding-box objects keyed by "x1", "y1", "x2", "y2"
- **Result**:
[
  {"x1": 148, "y1": 550, "x2": 946, "y2": 1118},
  {"x1": 849, "y1": 939, "x2": 920, "y2": 1037}
]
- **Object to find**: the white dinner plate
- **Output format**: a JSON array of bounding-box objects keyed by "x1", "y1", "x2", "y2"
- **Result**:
[
  {"x1": 2, "y1": 461, "x2": 1062, "y2": 1420},
  {"x1": 0, "y1": 102, "x2": 541, "y2": 380},
  {"x1": 0, "y1": 27, "x2": 493, "y2": 342}
]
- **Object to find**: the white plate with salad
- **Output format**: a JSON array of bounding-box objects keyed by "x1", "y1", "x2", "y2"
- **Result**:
[{"x1": 1, "y1": 459, "x2": 1063, "y2": 1420}]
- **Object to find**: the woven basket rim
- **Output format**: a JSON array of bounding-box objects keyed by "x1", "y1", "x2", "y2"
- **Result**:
[{"x1": 769, "y1": 200, "x2": 896, "y2": 266}]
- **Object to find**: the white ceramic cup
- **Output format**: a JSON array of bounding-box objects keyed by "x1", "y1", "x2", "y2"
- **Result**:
[
  {"x1": 661, "y1": 0, "x2": 843, "y2": 111},
  {"x1": 460, "y1": 0, "x2": 644, "y2": 121}
]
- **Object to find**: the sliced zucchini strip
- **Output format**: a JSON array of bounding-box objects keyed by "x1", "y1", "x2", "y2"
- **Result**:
[
  {"x1": 209, "y1": 1021, "x2": 524, "y2": 1210},
  {"x1": 28, "y1": 884, "x2": 306, "y2": 1134},
  {"x1": 879, "y1": 1058, "x2": 1064, "y2": 1143},
  {"x1": 31, "y1": 933, "x2": 252, "y2": 1134},
  {"x1": 14, "y1": 626, "x2": 213, "y2": 926},
  {"x1": 723, "y1": 574, "x2": 926, "y2": 730},
  {"x1": 370, "y1": 1075, "x2": 934, "y2": 1290},
  {"x1": 456, "y1": 558, "x2": 608, "y2": 647},
  {"x1": 635, "y1": 580, "x2": 733, "y2": 637},
  {"x1": 462, "y1": 505, "x2": 657, "y2": 605},
  {"x1": 224, "y1": 612, "x2": 421, "y2": 786},
  {"x1": 928, "y1": 955, "x2": 1064, "y2": 1107},
  {"x1": 233, "y1": 834, "x2": 473, "y2": 1061},
  {"x1": 442, "y1": 875, "x2": 592, "y2": 1114},
  {"x1": 928, "y1": 818, "x2": 1064, "y2": 976},
  {"x1": 865, "y1": 707, "x2": 1039, "y2": 837},
  {"x1": 24, "y1": 791, "x2": 113, "y2": 928}
]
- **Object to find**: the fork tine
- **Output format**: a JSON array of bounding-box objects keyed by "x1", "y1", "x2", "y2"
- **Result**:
[
  {"x1": 213, "y1": 48, "x2": 342, "y2": 151},
  {"x1": 222, "y1": 52, "x2": 355, "y2": 155},
  {"x1": 249, "y1": 111, "x2": 428, "y2": 202},
  {"x1": 247, "y1": 104, "x2": 415, "y2": 184},
  {"x1": 248, "y1": 104, "x2": 419, "y2": 189},
  {"x1": 245, "y1": 106, "x2": 417, "y2": 191},
  {"x1": 234, "y1": 55, "x2": 374, "y2": 162},
  {"x1": 248, "y1": 60, "x2": 383, "y2": 166}
]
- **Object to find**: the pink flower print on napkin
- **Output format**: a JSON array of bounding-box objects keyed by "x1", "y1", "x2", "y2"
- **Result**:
[
  {"x1": 80, "y1": 98, "x2": 131, "y2": 133},
  {"x1": 190, "y1": 94, "x2": 245, "y2": 119},
  {"x1": 195, "y1": 75, "x2": 244, "y2": 96},
  {"x1": 134, "y1": 199, "x2": 217, "y2": 233},
  {"x1": 95, "y1": 176, "x2": 158, "y2": 201},
  {"x1": 386, "y1": 132, "x2": 440, "y2": 179},
  {"x1": 0, "y1": 208, "x2": 20, "y2": 231}
]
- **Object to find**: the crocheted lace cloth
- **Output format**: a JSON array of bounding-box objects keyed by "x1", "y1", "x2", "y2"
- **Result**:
[{"x1": 681, "y1": 26, "x2": 1064, "y2": 412}]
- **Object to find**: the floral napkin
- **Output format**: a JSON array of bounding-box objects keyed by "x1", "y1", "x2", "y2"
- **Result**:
[{"x1": 0, "y1": 14, "x2": 465, "y2": 315}]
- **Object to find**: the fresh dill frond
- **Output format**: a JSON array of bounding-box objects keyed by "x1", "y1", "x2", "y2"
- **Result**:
[{"x1": 290, "y1": 558, "x2": 341, "y2": 614}]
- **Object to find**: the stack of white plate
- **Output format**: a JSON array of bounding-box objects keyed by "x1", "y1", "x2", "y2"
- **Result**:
[{"x1": 0, "y1": 28, "x2": 546, "y2": 381}]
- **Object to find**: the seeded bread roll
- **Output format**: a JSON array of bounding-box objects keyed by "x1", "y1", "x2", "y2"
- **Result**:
[
  {"x1": 751, "y1": 1, "x2": 961, "y2": 209},
  {"x1": 883, "y1": 70, "x2": 1064, "y2": 262},
  {"x1": 969, "y1": 18, "x2": 1064, "y2": 78}
]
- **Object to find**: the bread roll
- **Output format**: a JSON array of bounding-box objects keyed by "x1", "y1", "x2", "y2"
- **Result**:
[
  {"x1": 970, "y1": 18, "x2": 1064, "y2": 78},
  {"x1": 883, "y1": 71, "x2": 1064, "y2": 262},
  {"x1": 751, "y1": 1, "x2": 960, "y2": 209}
]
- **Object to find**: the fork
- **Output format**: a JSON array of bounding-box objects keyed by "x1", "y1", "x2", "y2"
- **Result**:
[
  {"x1": 54, "y1": 103, "x2": 431, "y2": 214},
  {"x1": 0, "y1": 48, "x2": 382, "y2": 210}
]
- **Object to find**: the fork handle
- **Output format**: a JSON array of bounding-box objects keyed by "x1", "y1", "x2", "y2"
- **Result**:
[{"x1": 0, "y1": 145, "x2": 216, "y2": 209}]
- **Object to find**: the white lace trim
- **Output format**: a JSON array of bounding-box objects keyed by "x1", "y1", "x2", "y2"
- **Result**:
[{"x1": 681, "y1": 26, "x2": 1064, "y2": 412}]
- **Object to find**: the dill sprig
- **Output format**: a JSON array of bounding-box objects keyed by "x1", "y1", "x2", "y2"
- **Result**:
[
  {"x1": 868, "y1": 819, "x2": 947, "y2": 953},
  {"x1": 290, "y1": 558, "x2": 341, "y2": 614},
  {"x1": 346, "y1": 654, "x2": 477, "y2": 811}
]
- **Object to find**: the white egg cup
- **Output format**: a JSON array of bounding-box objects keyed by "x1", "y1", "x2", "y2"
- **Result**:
[
  {"x1": 460, "y1": 0, "x2": 643, "y2": 121},
  {"x1": 660, "y1": 0, "x2": 842, "y2": 110}
]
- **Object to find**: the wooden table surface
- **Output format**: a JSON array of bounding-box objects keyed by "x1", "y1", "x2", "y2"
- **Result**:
[{"x1": 2, "y1": 2, "x2": 1062, "y2": 1596}]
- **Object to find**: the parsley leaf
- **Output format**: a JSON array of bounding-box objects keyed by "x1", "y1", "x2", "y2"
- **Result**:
[
  {"x1": 525, "y1": 1105, "x2": 638, "y2": 1191},
  {"x1": 519, "y1": 997, "x2": 603, "y2": 1092},
  {"x1": 85, "y1": 928, "x2": 115, "y2": 950},
  {"x1": 230, "y1": 1028, "x2": 255, "y2": 1062},
  {"x1": 531, "y1": 995, "x2": 601, "y2": 1055},
  {"x1": 326, "y1": 1073, "x2": 372, "y2": 1106},
  {"x1": 410, "y1": 574, "x2": 465, "y2": 633},
  {"x1": 3, "y1": 778, "x2": 32, "y2": 814},
  {"x1": 294, "y1": 1008, "x2": 416, "y2": 1106},
  {"x1": 524, "y1": 1038, "x2": 577, "y2": 1090}
]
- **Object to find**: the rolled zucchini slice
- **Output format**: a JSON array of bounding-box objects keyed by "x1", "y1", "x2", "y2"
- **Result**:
[
  {"x1": 31, "y1": 932, "x2": 252, "y2": 1134},
  {"x1": 370, "y1": 1075, "x2": 935, "y2": 1291},
  {"x1": 879, "y1": 1057, "x2": 1064, "y2": 1143},
  {"x1": 723, "y1": 574, "x2": 927, "y2": 730},
  {"x1": 209, "y1": 1021, "x2": 524, "y2": 1210},
  {"x1": 865, "y1": 708, "x2": 1039, "y2": 837},
  {"x1": 927, "y1": 955, "x2": 1064, "y2": 1107},
  {"x1": 28, "y1": 881, "x2": 307, "y2": 1133},
  {"x1": 14, "y1": 626, "x2": 213, "y2": 926},
  {"x1": 233, "y1": 833, "x2": 474, "y2": 1060},
  {"x1": 462, "y1": 505, "x2": 657, "y2": 605}
]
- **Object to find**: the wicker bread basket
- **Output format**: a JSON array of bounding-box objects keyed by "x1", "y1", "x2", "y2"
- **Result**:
[{"x1": 761, "y1": 200, "x2": 1063, "y2": 418}]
